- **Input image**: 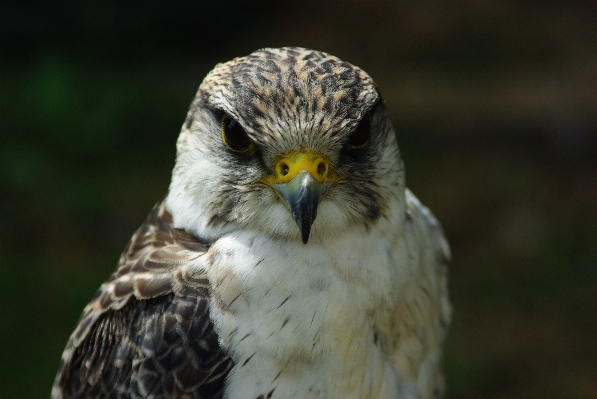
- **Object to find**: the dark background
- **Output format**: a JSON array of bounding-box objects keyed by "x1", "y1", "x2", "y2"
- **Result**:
[{"x1": 1, "y1": 1, "x2": 596, "y2": 398}]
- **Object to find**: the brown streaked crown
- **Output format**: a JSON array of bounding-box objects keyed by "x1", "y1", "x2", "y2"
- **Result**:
[{"x1": 193, "y1": 47, "x2": 380, "y2": 150}]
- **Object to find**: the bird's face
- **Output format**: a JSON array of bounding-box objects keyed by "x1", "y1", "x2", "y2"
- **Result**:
[{"x1": 166, "y1": 48, "x2": 405, "y2": 244}]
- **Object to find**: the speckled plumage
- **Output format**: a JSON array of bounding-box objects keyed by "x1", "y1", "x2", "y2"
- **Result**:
[{"x1": 53, "y1": 47, "x2": 451, "y2": 399}]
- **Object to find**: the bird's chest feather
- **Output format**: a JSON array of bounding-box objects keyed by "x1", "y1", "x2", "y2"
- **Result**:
[{"x1": 204, "y1": 229, "x2": 402, "y2": 399}]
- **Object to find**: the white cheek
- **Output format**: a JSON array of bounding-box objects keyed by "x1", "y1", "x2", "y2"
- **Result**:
[
  {"x1": 166, "y1": 148, "x2": 234, "y2": 239},
  {"x1": 166, "y1": 138, "x2": 398, "y2": 245},
  {"x1": 313, "y1": 201, "x2": 350, "y2": 233}
]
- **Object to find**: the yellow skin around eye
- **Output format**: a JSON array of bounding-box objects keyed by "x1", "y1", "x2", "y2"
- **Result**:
[
  {"x1": 349, "y1": 138, "x2": 369, "y2": 149},
  {"x1": 347, "y1": 125, "x2": 369, "y2": 149},
  {"x1": 221, "y1": 117, "x2": 255, "y2": 153}
]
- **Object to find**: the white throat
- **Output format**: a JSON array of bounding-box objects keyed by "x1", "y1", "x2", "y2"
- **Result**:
[{"x1": 199, "y1": 197, "x2": 406, "y2": 399}]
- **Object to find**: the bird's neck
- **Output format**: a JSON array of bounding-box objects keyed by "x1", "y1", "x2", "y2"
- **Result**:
[{"x1": 204, "y1": 226, "x2": 402, "y2": 399}]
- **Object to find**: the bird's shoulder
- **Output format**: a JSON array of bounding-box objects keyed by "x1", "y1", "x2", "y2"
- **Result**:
[
  {"x1": 52, "y1": 202, "x2": 233, "y2": 399},
  {"x1": 381, "y1": 189, "x2": 451, "y2": 397},
  {"x1": 402, "y1": 189, "x2": 451, "y2": 331},
  {"x1": 404, "y1": 188, "x2": 451, "y2": 267}
]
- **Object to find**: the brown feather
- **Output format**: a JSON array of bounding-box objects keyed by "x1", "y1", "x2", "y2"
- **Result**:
[{"x1": 52, "y1": 202, "x2": 233, "y2": 399}]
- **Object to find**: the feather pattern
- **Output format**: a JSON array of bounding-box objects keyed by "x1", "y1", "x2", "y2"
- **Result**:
[
  {"x1": 53, "y1": 47, "x2": 451, "y2": 399},
  {"x1": 52, "y1": 202, "x2": 233, "y2": 399}
]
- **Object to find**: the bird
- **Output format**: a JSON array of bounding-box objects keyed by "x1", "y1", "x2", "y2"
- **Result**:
[{"x1": 52, "y1": 47, "x2": 451, "y2": 399}]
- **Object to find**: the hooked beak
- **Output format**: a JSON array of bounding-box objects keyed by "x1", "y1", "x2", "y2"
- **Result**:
[
  {"x1": 260, "y1": 150, "x2": 336, "y2": 244},
  {"x1": 273, "y1": 172, "x2": 329, "y2": 244}
]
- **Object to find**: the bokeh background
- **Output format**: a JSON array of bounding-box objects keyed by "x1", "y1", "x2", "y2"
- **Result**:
[{"x1": 1, "y1": 1, "x2": 596, "y2": 398}]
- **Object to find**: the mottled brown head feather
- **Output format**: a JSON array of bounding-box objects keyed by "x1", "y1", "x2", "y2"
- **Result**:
[{"x1": 197, "y1": 47, "x2": 380, "y2": 150}]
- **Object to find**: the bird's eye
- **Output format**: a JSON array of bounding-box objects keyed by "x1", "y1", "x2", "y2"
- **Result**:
[
  {"x1": 221, "y1": 116, "x2": 254, "y2": 153},
  {"x1": 347, "y1": 114, "x2": 370, "y2": 149}
]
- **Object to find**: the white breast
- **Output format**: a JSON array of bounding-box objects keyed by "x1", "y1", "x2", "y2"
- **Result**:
[{"x1": 204, "y1": 222, "x2": 405, "y2": 399}]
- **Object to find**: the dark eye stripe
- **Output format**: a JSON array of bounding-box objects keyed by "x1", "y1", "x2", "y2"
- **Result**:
[{"x1": 221, "y1": 116, "x2": 254, "y2": 153}]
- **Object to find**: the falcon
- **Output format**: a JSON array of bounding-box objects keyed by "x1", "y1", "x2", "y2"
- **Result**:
[{"x1": 52, "y1": 47, "x2": 451, "y2": 399}]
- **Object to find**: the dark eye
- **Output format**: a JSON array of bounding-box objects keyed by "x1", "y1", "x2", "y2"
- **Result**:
[
  {"x1": 347, "y1": 114, "x2": 370, "y2": 149},
  {"x1": 221, "y1": 116, "x2": 254, "y2": 153}
]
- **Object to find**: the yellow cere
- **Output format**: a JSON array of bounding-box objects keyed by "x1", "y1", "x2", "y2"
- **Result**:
[{"x1": 259, "y1": 150, "x2": 341, "y2": 185}]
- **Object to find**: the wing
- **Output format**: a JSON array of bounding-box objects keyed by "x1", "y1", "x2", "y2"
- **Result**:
[
  {"x1": 389, "y1": 189, "x2": 451, "y2": 399},
  {"x1": 404, "y1": 188, "x2": 451, "y2": 332},
  {"x1": 52, "y1": 202, "x2": 234, "y2": 399}
]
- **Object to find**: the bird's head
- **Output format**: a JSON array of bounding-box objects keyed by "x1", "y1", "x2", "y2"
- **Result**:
[{"x1": 166, "y1": 47, "x2": 405, "y2": 244}]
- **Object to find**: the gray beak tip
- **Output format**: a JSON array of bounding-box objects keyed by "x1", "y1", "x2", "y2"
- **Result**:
[
  {"x1": 301, "y1": 236, "x2": 309, "y2": 245},
  {"x1": 273, "y1": 172, "x2": 329, "y2": 244}
]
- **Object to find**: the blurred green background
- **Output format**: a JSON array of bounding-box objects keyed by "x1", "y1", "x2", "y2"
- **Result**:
[{"x1": 1, "y1": 1, "x2": 596, "y2": 398}]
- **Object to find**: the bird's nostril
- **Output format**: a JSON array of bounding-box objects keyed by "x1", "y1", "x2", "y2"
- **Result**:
[
  {"x1": 280, "y1": 163, "x2": 290, "y2": 176},
  {"x1": 317, "y1": 162, "x2": 326, "y2": 176}
]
